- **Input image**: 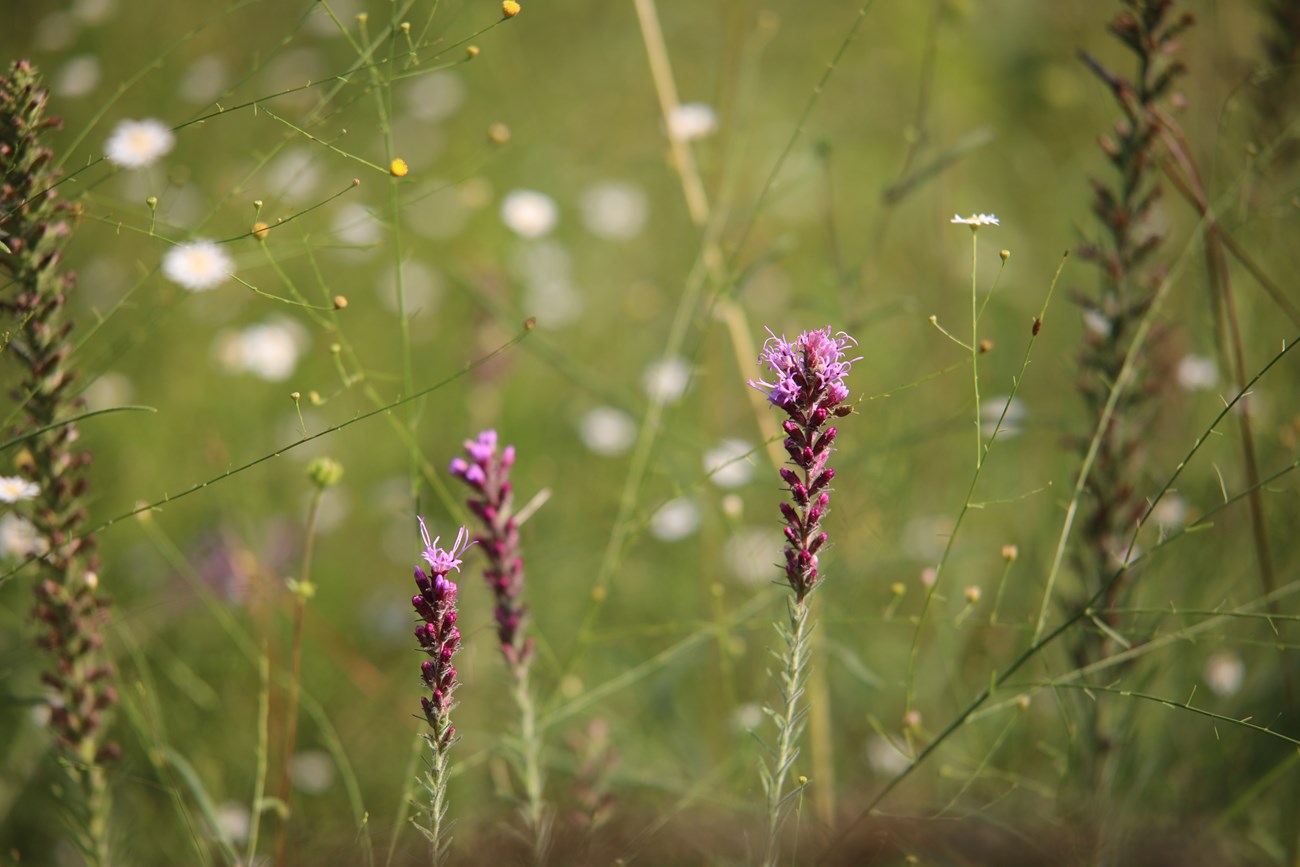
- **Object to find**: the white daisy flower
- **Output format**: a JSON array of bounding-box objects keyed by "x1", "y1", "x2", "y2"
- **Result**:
[
  {"x1": 0, "y1": 476, "x2": 40, "y2": 504},
  {"x1": 162, "y1": 240, "x2": 234, "y2": 291},
  {"x1": 104, "y1": 118, "x2": 175, "y2": 168},
  {"x1": 950, "y1": 213, "x2": 1000, "y2": 227},
  {"x1": 501, "y1": 189, "x2": 558, "y2": 239}
]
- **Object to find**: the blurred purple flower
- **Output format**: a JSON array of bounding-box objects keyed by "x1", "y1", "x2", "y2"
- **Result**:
[{"x1": 449, "y1": 430, "x2": 534, "y2": 670}]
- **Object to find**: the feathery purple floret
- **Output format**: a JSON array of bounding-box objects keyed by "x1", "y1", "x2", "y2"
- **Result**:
[
  {"x1": 449, "y1": 430, "x2": 534, "y2": 671},
  {"x1": 413, "y1": 517, "x2": 471, "y2": 745},
  {"x1": 750, "y1": 327, "x2": 858, "y2": 602}
]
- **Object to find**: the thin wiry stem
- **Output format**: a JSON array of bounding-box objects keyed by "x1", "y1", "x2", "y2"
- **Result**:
[{"x1": 969, "y1": 228, "x2": 982, "y2": 468}]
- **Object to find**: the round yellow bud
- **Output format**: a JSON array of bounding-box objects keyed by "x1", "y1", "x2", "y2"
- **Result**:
[
  {"x1": 502, "y1": 1, "x2": 521, "y2": 17},
  {"x1": 252, "y1": 221, "x2": 271, "y2": 240},
  {"x1": 488, "y1": 122, "x2": 511, "y2": 144},
  {"x1": 389, "y1": 158, "x2": 409, "y2": 178},
  {"x1": 1001, "y1": 544, "x2": 1019, "y2": 561},
  {"x1": 467, "y1": 45, "x2": 480, "y2": 58},
  {"x1": 333, "y1": 295, "x2": 349, "y2": 310}
]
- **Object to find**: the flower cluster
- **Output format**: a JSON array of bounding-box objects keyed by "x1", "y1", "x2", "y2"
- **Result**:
[
  {"x1": 1, "y1": 59, "x2": 117, "y2": 759},
  {"x1": 413, "y1": 518, "x2": 471, "y2": 746},
  {"x1": 750, "y1": 327, "x2": 857, "y2": 602},
  {"x1": 449, "y1": 430, "x2": 533, "y2": 670}
]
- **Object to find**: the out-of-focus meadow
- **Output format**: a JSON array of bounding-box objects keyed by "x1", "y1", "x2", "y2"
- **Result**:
[{"x1": 3, "y1": 1, "x2": 1300, "y2": 864}]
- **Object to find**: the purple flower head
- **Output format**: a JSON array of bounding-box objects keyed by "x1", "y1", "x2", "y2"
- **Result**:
[
  {"x1": 419, "y1": 518, "x2": 474, "y2": 575},
  {"x1": 749, "y1": 327, "x2": 859, "y2": 415},
  {"x1": 412, "y1": 518, "x2": 468, "y2": 743},
  {"x1": 752, "y1": 326, "x2": 857, "y2": 602},
  {"x1": 448, "y1": 429, "x2": 535, "y2": 671}
]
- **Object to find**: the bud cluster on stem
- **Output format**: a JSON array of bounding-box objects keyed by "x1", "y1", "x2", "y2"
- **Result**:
[{"x1": 749, "y1": 326, "x2": 858, "y2": 603}]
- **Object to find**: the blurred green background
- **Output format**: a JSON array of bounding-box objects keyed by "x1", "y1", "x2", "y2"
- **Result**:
[{"x1": 3, "y1": 0, "x2": 1299, "y2": 864}]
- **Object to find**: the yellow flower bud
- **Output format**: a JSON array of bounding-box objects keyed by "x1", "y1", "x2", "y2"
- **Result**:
[{"x1": 389, "y1": 158, "x2": 409, "y2": 178}]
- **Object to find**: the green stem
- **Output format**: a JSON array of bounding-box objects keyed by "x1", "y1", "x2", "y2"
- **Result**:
[
  {"x1": 764, "y1": 598, "x2": 812, "y2": 867},
  {"x1": 969, "y1": 228, "x2": 981, "y2": 468},
  {"x1": 513, "y1": 663, "x2": 547, "y2": 864}
]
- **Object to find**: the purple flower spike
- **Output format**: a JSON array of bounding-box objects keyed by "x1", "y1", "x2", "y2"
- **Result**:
[
  {"x1": 413, "y1": 518, "x2": 468, "y2": 746},
  {"x1": 449, "y1": 429, "x2": 535, "y2": 671},
  {"x1": 751, "y1": 326, "x2": 857, "y2": 602}
]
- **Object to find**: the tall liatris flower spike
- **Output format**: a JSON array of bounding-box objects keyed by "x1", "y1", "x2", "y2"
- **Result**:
[
  {"x1": 411, "y1": 518, "x2": 472, "y2": 865},
  {"x1": 449, "y1": 430, "x2": 533, "y2": 670},
  {"x1": 1, "y1": 60, "x2": 117, "y2": 867},
  {"x1": 749, "y1": 326, "x2": 856, "y2": 867},
  {"x1": 449, "y1": 430, "x2": 551, "y2": 862},
  {"x1": 749, "y1": 326, "x2": 858, "y2": 603}
]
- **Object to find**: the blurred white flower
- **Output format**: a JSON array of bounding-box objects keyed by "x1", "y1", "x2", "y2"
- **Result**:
[
  {"x1": 35, "y1": 13, "x2": 76, "y2": 52},
  {"x1": 404, "y1": 71, "x2": 465, "y2": 122},
  {"x1": 1176, "y1": 354, "x2": 1218, "y2": 391},
  {"x1": 981, "y1": 395, "x2": 1026, "y2": 438},
  {"x1": 666, "y1": 103, "x2": 718, "y2": 142},
  {"x1": 0, "y1": 476, "x2": 40, "y2": 504},
  {"x1": 1082, "y1": 308, "x2": 1112, "y2": 338},
  {"x1": 703, "y1": 439, "x2": 754, "y2": 488},
  {"x1": 642, "y1": 357, "x2": 690, "y2": 403},
  {"x1": 290, "y1": 750, "x2": 337, "y2": 795},
  {"x1": 1150, "y1": 494, "x2": 1187, "y2": 530},
  {"x1": 0, "y1": 514, "x2": 48, "y2": 558},
  {"x1": 903, "y1": 515, "x2": 954, "y2": 562},
  {"x1": 866, "y1": 734, "x2": 910, "y2": 775},
  {"x1": 378, "y1": 261, "x2": 443, "y2": 318},
  {"x1": 950, "y1": 213, "x2": 999, "y2": 227},
  {"x1": 73, "y1": 0, "x2": 116, "y2": 23},
  {"x1": 581, "y1": 181, "x2": 648, "y2": 240},
  {"x1": 649, "y1": 497, "x2": 700, "y2": 542},
  {"x1": 730, "y1": 702, "x2": 763, "y2": 733},
  {"x1": 579, "y1": 407, "x2": 636, "y2": 456},
  {"x1": 513, "y1": 240, "x2": 583, "y2": 326},
  {"x1": 1203, "y1": 651, "x2": 1245, "y2": 697},
  {"x1": 82, "y1": 372, "x2": 134, "y2": 411},
  {"x1": 501, "y1": 189, "x2": 558, "y2": 238},
  {"x1": 163, "y1": 240, "x2": 234, "y2": 291},
  {"x1": 724, "y1": 528, "x2": 780, "y2": 586},
  {"x1": 213, "y1": 318, "x2": 307, "y2": 381},
  {"x1": 215, "y1": 801, "x2": 251, "y2": 845},
  {"x1": 266, "y1": 147, "x2": 323, "y2": 203},
  {"x1": 55, "y1": 56, "x2": 101, "y2": 98},
  {"x1": 331, "y1": 203, "x2": 383, "y2": 247},
  {"x1": 179, "y1": 55, "x2": 229, "y2": 103},
  {"x1": 105, "y1": 118, "x2": 173, "y2": 168}
]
